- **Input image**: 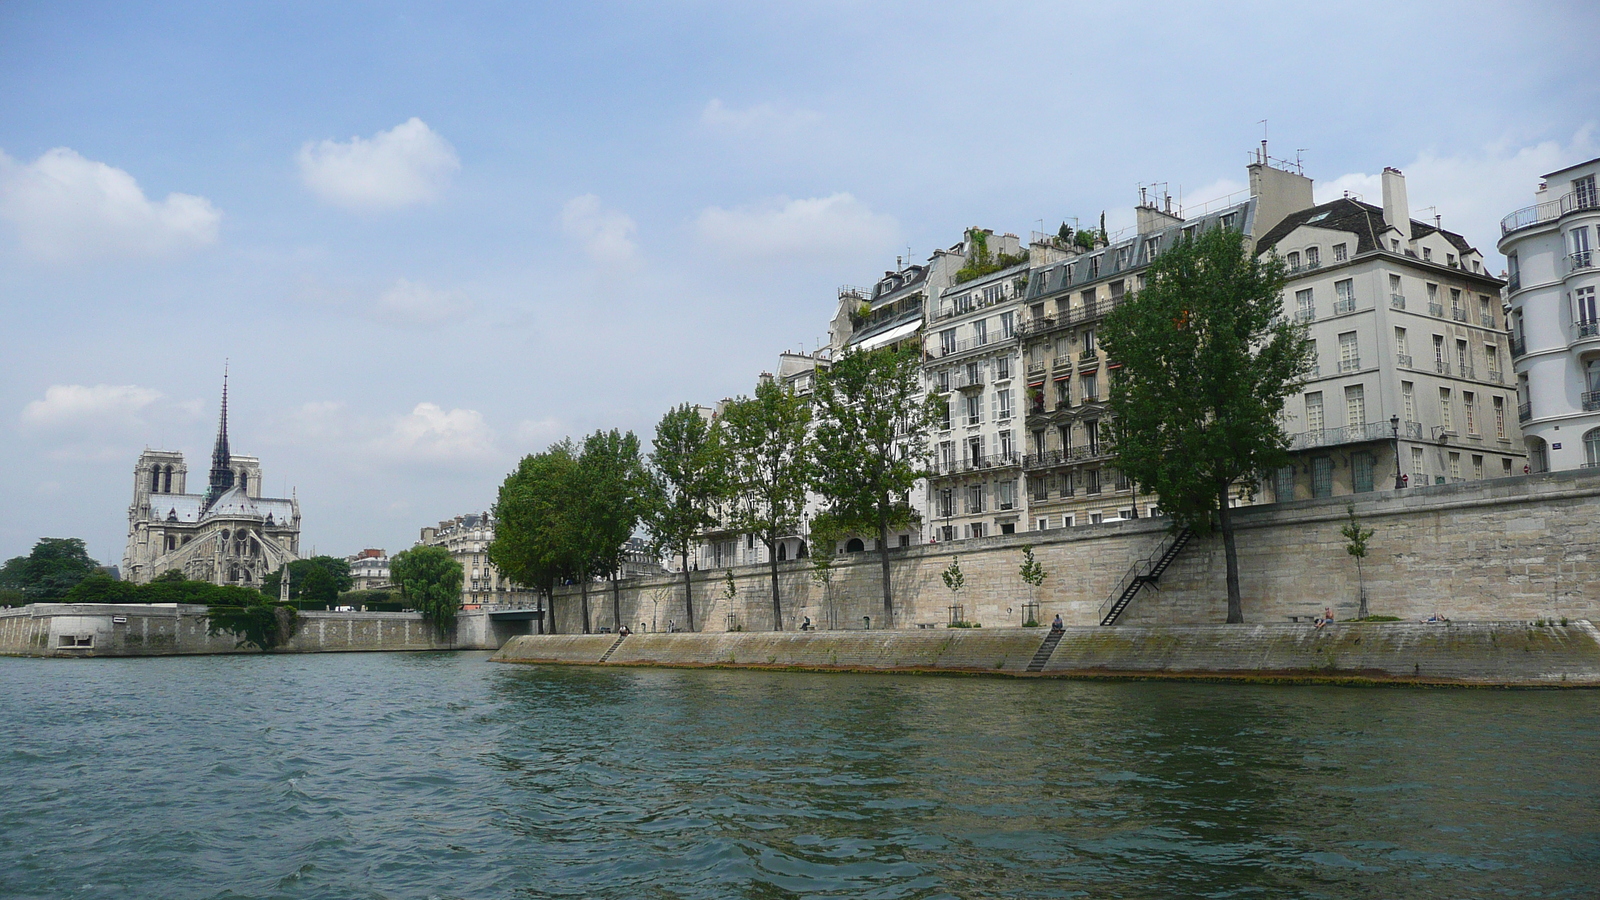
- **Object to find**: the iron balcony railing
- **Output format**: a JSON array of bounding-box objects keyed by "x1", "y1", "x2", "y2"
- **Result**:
[
  {"x1": 928, "y1": 452, "x2": 1022, "y2": 477},
  {"x1": 1294, "y1": 308, "x2": 1315, "y2": 323},
  {"x1": 1487, "y1": 368, "x2": 1505, "y2": 384},
  {"x1": 1286, "y1": 420, "x2": 1416, "y2": 451},
  {"x1": 1502, "y1": 190, "x2": 1598, "y2": 235},
  {"x1": 1459, "y1": 364, "x2": 1476, "y2": 380},
  {"x1": 1334, "y1": 298, "x2": 1357, "y2": 315},
  {"x1": 1480, "y1": 313, "x2": 1497, "y2": 328},
  {"x1": 1585, "y1": 391, "x2": 1600, "y2": 412},
  {"x1": 1575, "y1": 320, "x2": 1600, "y2": 340},
  {"x1": 1022, "y1": 444, "x2": 1114, "y2": 469},
  {"x1": 1338, "y1": 357, "x2": 1361, "y2": 373},
  {"x1": 1571, "y1": 251, "x2": 1596, "y2": 273},
  {"x1": 1435, "y1": 359, "x2": 1452, "y2": 375},
  {"x1": 1052, "y1": 355, "x2": 1074, "y2": 371},
  {"x1": 1026, "y1": 360, "x2": 1048, "y2": 376},
  {"x1": 1518, "y1": 401, "x2": 1532, "y2": 422},
  {"x1": 1429, "y1": 302, "x2": 1446, "y2": 318},
  {"x1": 1511, "y1": 336, "x2": 1526, "y2": 357},
  {"x1": 1017, "y1": 295, "x2": 1129, "y2": 340},
  {"x1": 1390, "y1": 293, "x2": 1407, "y2": 310},
  {"x1": 951, "y1": 369, "x2": 985, "y2": 390},
  {"x1": 1452, "y1": 307, "x2": 1469, "y2": 322},
  {"x1": 1396, "y1": 354, "x2": 1414, "y2": 368}
]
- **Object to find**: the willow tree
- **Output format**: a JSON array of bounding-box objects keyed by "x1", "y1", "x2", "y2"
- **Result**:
[
  {"x1": 720, "y1": 378, "x2": 812, "y2": 630},
  {"x1": 641, "y1": 404, "x2": 723, "y2": 632},
  {"x1": 1101, "y1": 226, "x2": 1313, "y2": 623},
  {"x1": 390, "y1": 545, "x2": 464, "y2": 637},
  {"x1": 810, "y1": 345, "x2": 931, "y2": 627}
]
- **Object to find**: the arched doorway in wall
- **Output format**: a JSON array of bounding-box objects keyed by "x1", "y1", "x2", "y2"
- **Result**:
[
  {"x1": 1527, "y1": 436, "x2": 1549, "y2": 474},
  {"x1": 777, "y1": 543, "x2": 788, "y2": 561},
  {"x1": 1585, "y1": 428, "x2": 1600, "y2": 468},
  {"x1": 845, "y1": 538, "x2": 865, "y2": 553}
]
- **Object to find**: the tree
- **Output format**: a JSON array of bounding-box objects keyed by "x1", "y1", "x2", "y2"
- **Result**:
[
  {"x1": 641, "y1": 404, "x2": 723, "y2": 633},
  {"x1": 261, "y1": 556, "x2": 352, "y2": 604},
  {"x1": 806, "y1": 512, "x2": 846, "y2": 631},
  {"x1": 810, "y1": 346, "x2": 932, "y2": 627},
  {"x1": 390, "y1": 545, "x2": 464, "y2": 637},
  {"x1": 152, "y1": 569, "x2": 187, "y2": 583},
  {"x1": 491, "y1": 442, "x2": 580, "y2": 634},
  {"x1": 1019, "y1": 545, "x2": 1047, "y2": 625},
  {"x1": 577, "y1": 429, "x2": 647, "y2": 633},
  {"x1": 1101, "y1": 226, "x2": 1314, "y2": 623},
  {"x1": 720, "y1": 378, "x2": 812, "y2": 630},
  {"x1": 941, "y1": 556, "x2": 965, "y2": 624},
  {"x1": 1341, "y1": 505, "x2": 1376, "y2": 619},
  {"x1": 0, "y1": 538, "x2": 102, "y2": 601}
]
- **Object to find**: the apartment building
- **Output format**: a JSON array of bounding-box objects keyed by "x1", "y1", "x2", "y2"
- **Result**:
[
  {"x1": 416, "y1": 512, "x2": 536, "y2": 608},
  {"x1": 346, "y1": 548, "x2": 390, "y2": 590},
  {"x1": 1263, "y1": 165, "x2": 1522, "y2": 497},
  {"x1": 924, "y1": 231, "x2": 1029, "y2": 541},
  {"x1": 1498, "y1": 156, "x2": 1600, "y2": 471}
]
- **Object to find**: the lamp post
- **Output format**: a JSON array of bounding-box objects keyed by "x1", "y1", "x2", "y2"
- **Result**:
[{"x1": 1391, "y1": 414, "x2": 1405, "y2": 489}]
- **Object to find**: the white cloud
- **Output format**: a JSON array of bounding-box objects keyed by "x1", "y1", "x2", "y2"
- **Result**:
[
  {"x1": 277, "y1": 400, "x2": 499, "y2": 468},
  {"x1": 297, "y1": 117, "x2": 459, "y2": 212},
  {"x1": 0, "y1": 148, "x2": 221, "y2": 262},
  {"x1": 1315, "y1": 125, "x2": 1600, "y2": 260},
  {"x1": 382, "y1": 403, "x2": 497, "y2": 465},
  {"x1": 695, "y1": 193, "x2": 899, "y2": 261},
  {"x1": 561, "y1": 194, "x2": 637, "y2": 265},
  {"x1": 700, "y1": 99, "x2": 821, "y2": 133},
  {"x1": 513, "y1": 417, "x2": 565, "y2": 448},
  {"x1": 374, "y1": 278, "x2": 472, "y2": 325},
  {"x1": 18, "y1": 384, "x2": 203, "y2": 461}
]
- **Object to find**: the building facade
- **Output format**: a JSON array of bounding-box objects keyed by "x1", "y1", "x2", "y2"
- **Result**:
[
  {"x1": 1499, "y1": 156, "x2": 1600, "y2": 471},
  {"x1": 417, "y1": 513, "x2": 535, "y2": 608},
  {"x1": 122, "y1": 382, "x2": 301, "y2": 586},
  {"x1": 347, "y1": 549, "x2": 390, "y2": 591}
]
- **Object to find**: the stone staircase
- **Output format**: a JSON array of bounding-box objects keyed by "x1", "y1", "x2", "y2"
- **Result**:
[{"x1": 1026, "y1": 629, "x2": 1064, "y2": 672}]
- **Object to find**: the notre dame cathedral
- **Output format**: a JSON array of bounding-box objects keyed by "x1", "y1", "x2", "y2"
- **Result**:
[{"x1": 121, "y1": 375, "x2": 301, "y2": 586}]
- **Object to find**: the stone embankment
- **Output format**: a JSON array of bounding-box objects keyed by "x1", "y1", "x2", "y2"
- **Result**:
[{"x1": 493, "y1": 621, "x2": 1600, "y2": 687}]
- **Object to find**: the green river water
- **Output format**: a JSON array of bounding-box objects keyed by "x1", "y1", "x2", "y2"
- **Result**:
[{"x1": 0, "y1": 651, "x2": 1595, "y2": 899}]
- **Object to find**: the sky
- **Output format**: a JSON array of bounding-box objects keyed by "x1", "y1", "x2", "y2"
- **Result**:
[{"x1": 2, "y1": 0, "x2": 1598, "y2": 567}]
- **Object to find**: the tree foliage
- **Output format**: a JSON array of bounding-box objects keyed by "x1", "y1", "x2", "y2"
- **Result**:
[
  {"x1": 261, "y1": 556, "x2": 353, "y2": 604},
  {"x1": 390, "y1": 545, "x2": 464, "y2": 636},
  {"x1": 0, "y1": 538, "x2": 102, "y2": 601},
  {"x1": 577, "y1": 429, "x2": 647, "y2": 632},
  {"x1": 640, "y1": 404, "x2": 723, "y2": 632},
  {"x1": 1341, "y1": 505, "x2": 1376, "y2": 619},
  {"x1": 60, "y1": 573, "x2": 299, "y2": 650},
  {"x1": 720, "y1": 378, "x2": 812, "y2": 630},
  {"x1": 810, "y1": 346, "x2": 931, "y2": 626},
  {"x1": 1101, "y1": 226, "x2": 1313, "y2": 623},
  {"x1": 491, "y1": 441, "x2": 580, "y2": 633}
]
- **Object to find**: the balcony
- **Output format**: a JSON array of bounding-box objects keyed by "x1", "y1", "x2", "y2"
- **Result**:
[
  {"x1": 1334, "y1": 298, "x2": 1357, "y2": 316},
  {"x1": 1511, "y1": 336, "x2": 1526, "y2": 358},
  {"x1": 1519, "y1": 401, "x2": 1532, "y2": 422},
  {"x1": 1501, "y1": 189, "x2": 1598, "y2": 236},
  {"x1": 1429, "y1": 302, "x2": 1446, "y2": 318},
  {"x1": 951, "y1": 370, "x2": 985, "y2": 391},
  {"x1": 1434, "y1": 359, "x2": 1452, "y2": 375},
  {"x1": 1486, "y1": 368, "x2": 1505, "y2": 384},
  {"x1": 1294, "y1": 309, "x2": 1315, "y2": 323},
  {"x1": 1576, "y1": 320, "x2": 1600, "y2": 340},
  {"x1": 1052, "y1": 355, "x2": 1074, "y2": 372},
  {"x1": 1285, "y1": 421, "x2": 1407, "y2": 451},
  {"x1": 1390, "y1": 293, "x2": 1407, "y2": 310},
  {"x1": 1396, "y1": 353, "x2": 1414, "y2": 368},
  {"x1": 1480, "y1": 313, "x2": 1498, "y2": 328},
  {"x1": 1452, "y1": 307, "x2": 1469, "y2": 323},
  {"x1": 1459, "y1": 364, "x2": 1476, "y2": 380},
  {"x1": 1026, "y1": 360, "x2": 1048, "y2": 377},
  {"x1": 928, "y1": 451, "x2": 1022, "y2": 477},
  {"x1": 1584, "y1": 391, "x2": 1600, "y2": 412},
  {"x1": 1338, "y1": 356, "x2": 1361, "y2": 373},
  {"x1": 1022, "y1": 444, "x2": 1114, "y2": 469},
  {"x1": 1571, "y1": 250, "x2": 1596, "y2": 274}
]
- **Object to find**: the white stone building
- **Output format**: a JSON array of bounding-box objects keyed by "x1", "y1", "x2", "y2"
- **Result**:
[
  {"x1": 347, "y1": 549, "x2": 390, "y2": 591},
  {"x1": 1498, "y1": 156, "x2": 1600, "y2": 471},
  {"x1": 417, "y1": 513, "x2": 535, "y2": 608}
]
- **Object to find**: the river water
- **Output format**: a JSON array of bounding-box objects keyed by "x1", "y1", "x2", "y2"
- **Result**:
[{"x1": 1, "y1": 652, "x2": 1596, "y2": 899}]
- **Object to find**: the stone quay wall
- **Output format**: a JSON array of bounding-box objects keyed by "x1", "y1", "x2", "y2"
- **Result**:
[
  {"x1": 0, "y1": 604, "x2": 520, "y2": 657},
  {"x1": 548, "y1": 469, "x2": 1600, "y2": 634},
  {"x1": 493, "y1": 621, "x2": 1600, "y2": 687}
]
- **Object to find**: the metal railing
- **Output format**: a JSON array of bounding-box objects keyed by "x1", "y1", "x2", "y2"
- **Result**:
[
  {"x1": 1480, "y1": 313, "x2": 1498, "y2": 328},
  {"x1": 1486, "y1": 368, "x2": 1505, "y2": 384},
  {"x1": 1519, "y1": 401, "x2": 1532, "y2": 422},
  {"x1": 1390, "y1": 293, "x2": 1407, "y2": 309},
  {"x1": 1052, "y1": 355, "x2": 1074, "y2": 371},
  {"x1": 928, "y1": 452, "x2": 1022, "y2": 476},
  {"x1": 1501, "y1": 190, "x2": 1598, "y2": 235},
  {"x1": 1334, "y1": 298, "x2": 1357, "y2": 315},
  {"x1": 951, "y1": 370, "x2": 985, "y2": 390},
  {"x1": 1396, "y1": 354, "x2": 1414, "y2": 368},
  {"x1": 1459, "y1": 364, "x2": 1476, "y2": 380},
  {"x1": 1023, "y1": 444, "x2": 1114, "y2": 469},
  {"x1": 1026, "y1": 360, "x2": 1047, "y2": 376},
  {"x1": 1294, "y1": 308, "x2": 1315, "y2": 323},
  {"x1": 1429, "y1": 302, "x2": 1446, "y2": 318},
  {"x1": 1571, "y1": 251, "x2": 1596, "y2": 273},
  {"x1": 1435, "y1": 359, "x2": 1452, "y2": 375},
  {"x1": 1452, "y1": 307, "x2": 1469, "y2": 322},
  {"x1": 1285, "y1": 420, "x2": 1406, "y2": 450},
  {"x1": 1339, "y1": 356, "x2": 1361, "y2": 373},
  {"x1": 1511, "y1": 336, "x2": 1526, "y2": 357},
  {"x1": 1576, "y1": 320, "x2": 1600, "y2": 339},
  {"x1": 1585, "y1": 391, "x2": 1600, "y2": 412}
]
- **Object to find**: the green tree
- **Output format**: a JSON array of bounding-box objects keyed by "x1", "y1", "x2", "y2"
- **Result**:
[
  {"x1": 491, "y1": 442, "x2": 580, "y2": 634},
  {"x1": 720, "y1": 378, "x2": 813, "y2": 630},
  {"x1": 152, "y1": 569, "x2": 187, "y2": 583},
  {"x1": 577, "y1": 429, "x2": 647, "y2": 633},
  {"x1": 1101, "y1": 226, "x2": 1313, "y2": 623},
  {"x1": 390, "y1": 545, "x2": 464, "y2": 636},
  {"x1": 941, "y1": 556, "x2": 965, "y2": 624},
  {"x1": 0, "y1": 538, "x2": 102, "y2": 601},
  {"x1": 810, "y1": 345, "x2": 932, "y2": 627},
  {"x1": 261, "y1": 556, "x2": 352, "y2": 604},
  {"x1": 1341, "y1": 505, "x2": 1376, "y2": 619},
  {"x1": 61, "y1": 573, "x2": 141, "y2": 604},
  {"x1": 640, "y1": 404, "x2": 724, "y2": 632},
  {"x1": 806, "y1": 512, "x2": 846, "y2": 631},
  {"x1": 1019, "y1": 545, "x2": 1047, "y2": 625}
]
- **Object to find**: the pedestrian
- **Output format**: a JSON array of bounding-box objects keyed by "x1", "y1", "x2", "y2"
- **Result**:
[
  {"x1": 1051, "y1": 613, "x2": 1064, "y2": 632},
  {"x1": 1315, "y1": 607, "x2": 1334, "y2": 630}
]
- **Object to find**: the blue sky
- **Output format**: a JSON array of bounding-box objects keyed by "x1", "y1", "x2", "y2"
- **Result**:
[{"x1": 2, "y1": 0, "x2": 1597, "y2": 566}]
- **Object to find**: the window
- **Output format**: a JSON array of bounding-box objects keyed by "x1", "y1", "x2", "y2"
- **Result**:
[
  {"x1": 969, "y1": 523, "x2": 985, "y2": 539},
  {"x1": 1338, "y1": 332, "x2": 1359, "y2": 372},
  {"x1": 1586, "y1": 427, "x2": 1600, "y2": 467},
  {"x1": 1578, "y1": 286, "x2": 1598, "y2": 327},
  {"x1": 1055, "y1": 379, "x2": 1070, "y2": 408},
  {"x1": 965, "y1": 484, "x2": 986, "y2": 514},
  {"x1": 936, "y1": 488, "x2": 954, "y2": 518},
  {"x1": 1087, "y1": 419, "x2": 1102, "y2": 455},
  {"x1": 1456, "y1": 339, "x2": 1469, "y2": 374},
  {"x1": 1083, "y1": 328, "x2": 1097, "y2": 352},
  {"x1": 995, "y1": 355, "x2": 1012, "y2": 381},
  {"x1": 996, "y1": 389, "x2": 1014, "y2": 421},
  {"x1": 999, "y1": 429, "x2": 1014, "y2": 458},
  {"x1": 1287, "y1": 250, "x2": 1301, "y2": 269},
  {"x1": 1450, "y1": 288, "x2": 1463, "y2": 319},
  {"x1": 1274, "y1": 466, "x2": 1294, "y2": 502},
  {"x1": 1479, "y1": 295, "x2": 1495, "y2": 328},
  {"x1": 1088, "y1": 256, "x2": 1100, "y2": 278},
  {"x1": 1146, "y1": 236, "x2": 1162, "y2": 260},
  {"x1": 1312, "y1": 457, "x2": 1334, "y2": 498},
  {"x1": 1335, "y1": 279, "x2": 1355, "y2": 314},
  {"x1": 1574, "y1": 174, "x2": 1598, "y2": 209},
  {"x1": 1037, "y1": 517, "x2": 1049, "y2": 531},
  {"x1": 1086, "y1": 469, "x2": 1102, "y2": 495},
  {"x1": 1030, "y1": 476, "x2": 1048, "y2": 501},
  {"x1": 998, "y1": 479, "x2": 1016, "y2": 510},
  {"x1": 1440, "y1": 388, "x2": 1454, "y2": 432},
  {"x1": 1081, "y1": 374, "x2": 1098, "y2": 402},
  {"x1": 965, "y1": 393, "x2": 982, "y2": 426},
  {"x1": 1423, "y1": 247, "x2": 1433, "y2": 261},
  {"x1": 1395, "y1": 327, "x2": 1408, "y2": 358},
  {"x1": 1486, "y1": 345, "x2": 1500, "y2": 379},
  {"x1": 1434, "y1": 334, "x2": 1447, "y2": 372},
  {"x1": 1220, "y1": 212, "x2": 1239, "y2": 231},
  {"x1": 1306, "y1": 392, "x2": 1324, "y2": 432},
  {"x1": 1403, "y1": 381, "x2": 1415, "y2": 422},
  {"x1": 1472, "y1": 454, "x2": 1484, "y2": 480},
  {"x1": 1296, "y1": 288, "x2": 1315, "y2": 322},
  {"x1": 1333, "y1": 242, "x2": 1348, "y2": 262},
  {"x1": 1494, "y1": 396, "x2": 1506, "y2": 438},
  {"x1": 1508, "y1": 252, "x2": 1521, "y2": 290},
  {"x1": 1412, "y1": 447, "x2": 1425, "y2": 480},
  {"x1": 1306, "y1": 246, "x2": 1320, "y2": 267},
  {"x1": 1060, "y1": 471, "x2": 1075, "y2": 497},
  {"x1": 1427, "y1": 283, "x2": 1439, "y2": 313},
  {"x1": 1464, "y1": 392, "x2": 1477, "y2": 435},
  {"x1": 1345, "y1": 384, "x2": 1365, "y2": 428},
  {"x1": 1110, "y1": 280, "x2": 1125, "y2": 299},
  {"x1": 999, "y1": 311, "x2": 1015, "y2": 338},
  {"x1": 1448, "y1": 452, "x2": 1462, "y2": 481},
  {"x1": 940, "y1": 329, "x2": 957, "y2": 355},
  {"x1": 973, "y1": 319, "x2": 988, "y2": 345}
]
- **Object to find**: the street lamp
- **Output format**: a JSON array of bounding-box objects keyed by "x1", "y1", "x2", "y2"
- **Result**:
[{"x1": 1391, "y1": 414, "x2": 1405, "y2": 489}]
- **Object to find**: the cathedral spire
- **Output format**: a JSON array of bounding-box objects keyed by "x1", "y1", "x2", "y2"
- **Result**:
[{"x1": 204, "y1": 362, "x2": 235, "y2": 509}]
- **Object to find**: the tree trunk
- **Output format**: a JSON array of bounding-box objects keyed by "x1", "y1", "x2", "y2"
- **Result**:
[
  {"x1": 769, "y1": 536, "x2": 783, "y2": 631},
  {"x1": 878, "y1": 512, "x2": 894, "y2": 628},
  {"x1": 579, "y1": 570, "x2": 591, "y2": 634},
  {"x1": 544, "y1": 585, "x2": 556, "y2": 634},
  {"x1": 680, "y1": 548, "x2": 696, "y2": 632},
  {"x1": 1356, "y1": 558, "x2": 1368, "y2": 619},
  {"x1": 1218, "y1": 481, "x2": 1243, "y2": 623},
  {"x1": 611, "y1": 569, "x2": 622, "y2": 632}
]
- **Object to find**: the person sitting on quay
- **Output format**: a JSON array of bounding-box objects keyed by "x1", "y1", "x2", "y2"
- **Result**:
[
  {"x1": 1051, "y1": 614, "x2": 1064, "y2": 633},
  {"x1": 1314, "y1": 607, "x2": 1335, "y2": 630}
]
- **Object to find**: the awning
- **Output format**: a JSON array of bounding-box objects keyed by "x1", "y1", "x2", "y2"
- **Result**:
[{"x1": 850, "y1": 319, "x2": 921, "y2": 352}]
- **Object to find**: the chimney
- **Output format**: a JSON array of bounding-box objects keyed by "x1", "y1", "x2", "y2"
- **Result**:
[
  {"x1": 1247, "y1": 155, "x2": 1315, "y2": 237},
  {"x1": 1381, "y1": 167, "x2": 1411, "y2": 242}
]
